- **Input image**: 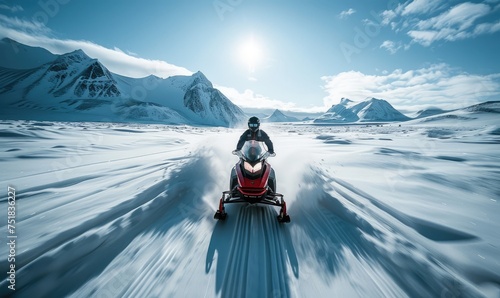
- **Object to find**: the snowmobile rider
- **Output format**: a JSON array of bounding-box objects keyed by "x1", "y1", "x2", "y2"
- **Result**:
[{"x1": 235, "y1": 116, "x2": 275, "y2": 156}]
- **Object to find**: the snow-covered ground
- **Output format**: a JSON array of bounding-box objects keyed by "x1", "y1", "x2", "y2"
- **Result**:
[{"x1": 0, "y1": 110, "x2": 499, "y2": 297}]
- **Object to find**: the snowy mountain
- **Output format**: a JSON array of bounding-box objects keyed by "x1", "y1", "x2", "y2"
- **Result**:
[
  {"x1": 315, "y1": 98, "x2": 359, "y2": 123},
  {"x1": 263, "y1": 109, "x2": 300, "y2": 122},
  {"x1": 464, "y1": 100, "x2": 500, "y2": 113},
  {"x1": 314, "y1": 97, "x2": 411, "y2": 123},
  {"x1": 409, "y1": 101, "x2": 500, "y2": 125},
  {"x1": 0, "y1": 39, "x2": 244, "y2": 127},
  {"x1": 240, "y1": 107, "x2": 323, "y2": 121},
  {"x1": 0, "y1": 38, "x2": 57, "y2": 69},
  {"x1": 413, "y1": 107, "x2": 448, "y2": 119}
]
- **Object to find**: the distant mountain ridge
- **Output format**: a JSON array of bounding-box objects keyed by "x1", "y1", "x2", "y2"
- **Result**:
[
  {"x1": 414, "y1": 107, "x2": 448, "y2": 119},
  {"x1": 314, "y1": 97, "x2": 411, "y2": 123},
  {"x1": 263, "y1": 109, "x2": 300, "y2": 122},
  {"x1": 0, "y1": 38, "x2": 57, "y2": 69},
  {"x1": 0, "y1": 38, "x2": 245, "y2": 127}
]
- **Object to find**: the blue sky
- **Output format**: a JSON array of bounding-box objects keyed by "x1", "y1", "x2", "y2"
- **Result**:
[{"x1": 1, "y1": 0, "x2": 499, "y2": 112}]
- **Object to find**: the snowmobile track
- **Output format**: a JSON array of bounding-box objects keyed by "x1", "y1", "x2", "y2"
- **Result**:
[{"x1": 221, "y1": 205, "x2": 291, "y2": 298}]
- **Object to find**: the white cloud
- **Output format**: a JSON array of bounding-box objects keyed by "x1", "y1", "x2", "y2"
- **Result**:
[
  {"x1": 216, "y1": 86, "x2": 300, "y2": 111},
  {"x1": 406, "y1": 30, "x2": 437, "y2": 46},
  {"x1": 408, "y1": 16, "x2": 500, "y2": 46},
  {"x1": 0, "y1": 14, "x2": 191, "y2": 78},
  {"x1": 473, "y1": 20, "x2": 500, "y2": 35},
  {"x1": 126, "y1": 49, "x2": 138, "y2": 57},
  {"x1": 321, "y1": 64, "x2": 500, "y2": 111},
  {"x1": 0, "y1": 4, "x2": 23, "y2": 13},
  {"x1": 0, "y1": 14, "x2": 49, "y2": 34},
  {"x1": 416, "y1": 3, "x2": 489, "y2": 31},
  {"x1": 215, "y1": 86, "x2": 325, "y2": 113},
  {"x1": 381, "y1": 1, "x2": 499, "y2": 46},
  {"x1": 339, "y1": 8, "x2": 356, "y2": 19},
  {"x1": 380, "y1": 40, "x2": 402, "y2": 54},
  {"x1": 381, "y1": 9, "x2": 397, "y2": 26},
  {"x1": 402, "y1": 0, "x2": 444, "y2": 16}
]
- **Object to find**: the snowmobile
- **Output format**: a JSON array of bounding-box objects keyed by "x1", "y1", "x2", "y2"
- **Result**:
[{"x1": 214, "y1": 140, "x2": 291, "y2": 223}]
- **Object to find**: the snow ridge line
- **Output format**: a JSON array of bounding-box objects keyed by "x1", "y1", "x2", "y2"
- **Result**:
[
  {"x1": 3, "y1": 147, "x2": 188, "y2": 182},
  {"x1": 220, "y1": 205, "x2": 290, "y2": 298},
  {"x1": 0, "y1": 160, "x2": 184, "y2": 272},
  {"x1": 308, "y1": 167, "x2": 484, "y2": 297},
  {"x1": 330, "y1": 176, "x2": 477, "y2": 242},
  {"x1": 122, "y1": 224, "x2": 196, "y2": 298},
  {"x1": 292, "y1": 185, "x2": 391, "y2": 293},
  {"x1": 16, "y1": 160, "x2": 173, "y2": 223}
]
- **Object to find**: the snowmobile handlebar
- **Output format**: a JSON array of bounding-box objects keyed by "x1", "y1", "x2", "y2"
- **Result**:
[
  {"x1": 232, "y1": 150, "x2": 243, "y2": 158},
  {"x1": 261, "y1": 152, "x2": 276, "y2": 159},
  {"x1": 232, "y1": 150, "x2": 275, "y2": 160}
]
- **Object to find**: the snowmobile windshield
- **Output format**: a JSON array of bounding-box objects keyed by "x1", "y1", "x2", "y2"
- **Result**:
[{"x1": 241, "y1": 140, "x2": 266, "y2": 162}]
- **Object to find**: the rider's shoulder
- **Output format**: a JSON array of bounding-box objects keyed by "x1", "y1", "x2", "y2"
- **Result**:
[{"x1": 259, "y1": 129, "x2": 269, "y2": 136}]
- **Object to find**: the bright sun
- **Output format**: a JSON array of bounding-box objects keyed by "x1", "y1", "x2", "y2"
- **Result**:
[{"x1": 238, "y1": 36, "x2": 262, "y2": 73}]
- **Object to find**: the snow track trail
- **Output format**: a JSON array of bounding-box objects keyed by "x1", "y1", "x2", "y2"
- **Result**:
[{"x1": 216, "y1": 205, "x2": 294, "y2": 298}]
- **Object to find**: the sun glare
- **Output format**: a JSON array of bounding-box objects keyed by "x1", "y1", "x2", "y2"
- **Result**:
[{"x1": 238, "y1": 36, "x2": 262, "y2": 73}]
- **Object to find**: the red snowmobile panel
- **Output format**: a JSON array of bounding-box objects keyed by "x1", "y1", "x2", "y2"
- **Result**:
[{"x1": 235, "y1": 160, "x2": 271, "y2": 197}]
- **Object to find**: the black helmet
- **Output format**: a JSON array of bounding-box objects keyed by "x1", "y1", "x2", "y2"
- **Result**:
[{"x1": 248, "y1": 116, "x2": 260, "y2": 132}]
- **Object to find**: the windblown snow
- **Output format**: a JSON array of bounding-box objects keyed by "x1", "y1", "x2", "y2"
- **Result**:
[{"x1": 1, "y1": 103, "x2": 499, "y2": 297}]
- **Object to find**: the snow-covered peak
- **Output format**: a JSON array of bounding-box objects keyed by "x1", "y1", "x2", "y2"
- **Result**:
[
  {"x1": 0, "y1": 37, "x2": 57, "y2": 69},
  {"x1": 55, "y1": 49, "x2": 92, "y2": 64},
  {"x1": 47, "y1": 49, "x2": 94, "y2": 74},
  {"x1": 264, "y1": 109, "x2": 300, "y2": 122},
  {"x1": 356, "y1": 97, "x2": 387, "y2": 109},
  {"x1": 340, "y1": 97, "x2": 353, "y2": 105},
  {"x1": 316, "y1": 97, "x2": 410, "y2": 123},
  {"x1": 272, "y1": 109, "x2": 286, "y2": 117},
  {"x1": 353, "y1": 98, "x2": 410, "y2": 122},
  {"x1": 326, "y1": 98, "x2": 357, "y2": 113},
  {"x1": 182, "y1": 81, "x2": 244, "y2": 126},
  {"x1": 45, "y1": 50, "x2": 115, "y2": 87},
  {"x1": 1, "y1": 46, "x2": 120, "y2": 100},
  {"x1": 146, "y1": 74, "x2": 161, "y2": 80},
  {"x1": 414, "y1": 107, "x2": 447, "y2": 119},
  {"x1": 167, "y1": 71, "x2": 213, "y2": 91},
  {"x1": 190, "y1": 71, "x2": 213, "y2": 88},
  {"x1": 323, "y1": 102, "x2": 358, "y2": 122}
]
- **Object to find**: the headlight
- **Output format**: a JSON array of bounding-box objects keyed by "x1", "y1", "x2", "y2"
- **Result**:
[{"x1": 244, "y1": 161, "x2": 262, "y2": 173}]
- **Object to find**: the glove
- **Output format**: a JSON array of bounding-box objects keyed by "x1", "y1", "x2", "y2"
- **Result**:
[
  {"x1": 269, "y1": 152, "x2": 276, "y2": 157},
  {"x1": 232, "y1": 150, "x2": 240, "y2": 155}
]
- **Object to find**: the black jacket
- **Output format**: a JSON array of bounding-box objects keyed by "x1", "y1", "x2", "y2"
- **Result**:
[{"x1": 236, "y1": 129, "x2": 274, "y2": 153}]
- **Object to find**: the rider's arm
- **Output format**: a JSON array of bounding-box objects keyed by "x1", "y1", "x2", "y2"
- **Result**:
[
  {"x1": 260, "y1": 130, "x2": 274, "y2": 153},
  {"x1": 235, "y1": 130, "x2": 249, "y2": 151}
]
